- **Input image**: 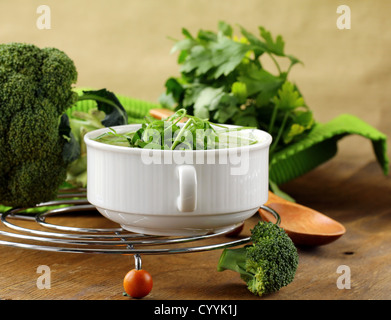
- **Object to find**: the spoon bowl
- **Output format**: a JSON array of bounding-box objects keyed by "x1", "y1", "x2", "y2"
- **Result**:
[{"x1": 260, "y1": 192, "x2": 346, "y2": 246}]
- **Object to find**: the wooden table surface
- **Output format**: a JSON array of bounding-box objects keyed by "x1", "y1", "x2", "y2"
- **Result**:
[{"x1": 0, "y1": 154, "x2": 390, "y2": 301}]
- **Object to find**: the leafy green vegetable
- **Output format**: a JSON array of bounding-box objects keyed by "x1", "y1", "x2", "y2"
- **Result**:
[
  {"x1": 160, "y1": 21, "x2": 313, "y2": 158},
  {"x1": 77, "y1": 89, "x2": 128, "y2": 127},
  {"x1": 0, "y1": 43, "x2": 78, "y2": 207},
  {"x1": 0, "y1": 42, "x2": 128, "y2": 206},
  {"x1": 94, "y1": 109, "x2": 258, "y2": 150},
  {"x1": 65, "y1": 89, "x2": 128, "y2": 187},
  {"x1": 61, "y1": 89, "x2": 128, "y2": 180}
]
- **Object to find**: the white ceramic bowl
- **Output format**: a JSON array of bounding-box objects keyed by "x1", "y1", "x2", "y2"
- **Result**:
[{"x1": 84, "y1": 124, "x2": 272, "y2": 236}]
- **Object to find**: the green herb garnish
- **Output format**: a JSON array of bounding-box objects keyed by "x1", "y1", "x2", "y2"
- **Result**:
[{"x1": 94, "y1": 109, "x2": 259, "y2": 150}]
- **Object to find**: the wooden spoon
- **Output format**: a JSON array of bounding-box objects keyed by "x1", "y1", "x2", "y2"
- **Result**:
[
  {"x1": 260, "y1": 192, "x2": 346, "y2": 246},
  {"x1": 149, "y1": 108, "x2": 186, "y2": 122}
]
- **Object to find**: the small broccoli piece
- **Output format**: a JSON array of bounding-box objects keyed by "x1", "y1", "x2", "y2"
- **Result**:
[
  {"x1": 0, "y1": 43, "x2": 78, "y2": 207},
  {"x1": 217, "y1": 221, "x2": 299, "y2": 296}
]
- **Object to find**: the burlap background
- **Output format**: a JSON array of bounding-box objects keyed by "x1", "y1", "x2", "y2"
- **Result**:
[{"x1": 1, "y1": 0, "x2": 390, "y2": 167}]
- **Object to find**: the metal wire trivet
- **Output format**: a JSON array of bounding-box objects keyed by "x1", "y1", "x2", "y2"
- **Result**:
[{"x1": 0, "y1": 189, "x2": 281, "y2": 266}]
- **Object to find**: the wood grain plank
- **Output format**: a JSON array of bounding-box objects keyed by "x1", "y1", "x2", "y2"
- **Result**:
[{"x1": 0, "y1": 159, "x2": 390, "y2": 300}]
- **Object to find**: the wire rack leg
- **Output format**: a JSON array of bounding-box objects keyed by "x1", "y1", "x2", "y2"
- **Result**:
[{"x1": 134, "y1": 254, "x2": 142, "y2": 270}]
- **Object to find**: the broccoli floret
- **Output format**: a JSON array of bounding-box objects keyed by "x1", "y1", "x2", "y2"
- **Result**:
[
  {"x1": 217, "y1": 221, "x2": 299, "y2": 296},
  {"x1": 0, "y1": 43, "x2": 78, "y2": 207},
  {"x1": 0, "y1": 43, "x2": 128, "y2": 208}
]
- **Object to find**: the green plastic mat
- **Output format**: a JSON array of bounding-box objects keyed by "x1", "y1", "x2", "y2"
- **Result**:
[{"x1": 269, "y1": 113, "x2": 389, "y2": 186}]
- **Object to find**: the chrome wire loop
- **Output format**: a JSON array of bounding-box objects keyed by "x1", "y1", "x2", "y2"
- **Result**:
[{"x1": 0, "y1": 190, "x2": 280, "y2": 256}]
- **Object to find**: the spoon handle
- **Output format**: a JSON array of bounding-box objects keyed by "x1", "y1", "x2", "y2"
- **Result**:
[
  {"x1": 149, "y1": 108, "x2": 174, "y2": 119},
  {"x1": 149, "y1": 109, "x2": 187, "y2": 122},
  {"x1": 266, "y1": 191, "x2": 293, "y2": 205}
]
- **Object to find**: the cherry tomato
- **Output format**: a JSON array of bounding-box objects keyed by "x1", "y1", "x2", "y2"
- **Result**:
[{"x1": 123, "y1": 269, "x2": 153, "y2": 298}]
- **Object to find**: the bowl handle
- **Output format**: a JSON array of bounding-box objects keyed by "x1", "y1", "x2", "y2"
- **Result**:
[{"x1": 176, "y1": 165, "x2": 197, "y2": 212}]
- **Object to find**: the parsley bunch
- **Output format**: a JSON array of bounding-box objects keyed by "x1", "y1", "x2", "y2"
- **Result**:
[{"x1": 160, "y1": 21, "x2": 314, "y2": 156}]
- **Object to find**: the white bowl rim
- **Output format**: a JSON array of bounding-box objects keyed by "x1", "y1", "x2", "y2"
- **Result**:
[{"x1": 84, "y1": 123, "x2": 272, "y2": 154}]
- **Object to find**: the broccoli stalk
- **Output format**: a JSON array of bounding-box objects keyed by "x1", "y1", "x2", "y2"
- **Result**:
[
  {"x1": 0, "y1": 43, "x2": 127, "y2": 207},
  {"x1": 217, "y1": 221, "x2": 299, "y2": 296}
]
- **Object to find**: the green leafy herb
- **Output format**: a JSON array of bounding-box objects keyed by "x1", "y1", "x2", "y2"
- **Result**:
[
  {"x1": 159, "y1": 21, "x2": 314, "y2": 157},
  {"x1": 94, "y1": 109, "x2": 259, "y2": 150}
]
